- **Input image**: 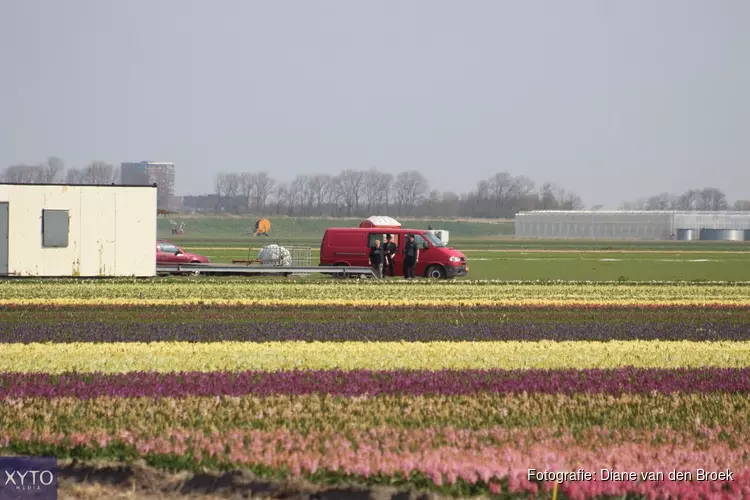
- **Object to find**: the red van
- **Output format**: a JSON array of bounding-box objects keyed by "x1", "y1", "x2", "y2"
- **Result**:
[{"x1": 320, "y1": 227, "x2": 468, "y2": 279}]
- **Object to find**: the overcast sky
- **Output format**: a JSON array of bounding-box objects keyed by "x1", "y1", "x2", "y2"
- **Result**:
[{"x1": 1, "y1": 0, "x2": 747, "y2": 208}]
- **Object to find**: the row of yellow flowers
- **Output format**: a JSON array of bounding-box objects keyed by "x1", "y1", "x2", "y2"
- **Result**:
[
  {"x1": 2, "y1": 281, "x2": 749, "y2": 305},
  {"x1": 1, "y1": 341, "x2": 749, "y2": 372},
  {"x1": 3, "y1": 298, "x2": 749, "y2": 306}
]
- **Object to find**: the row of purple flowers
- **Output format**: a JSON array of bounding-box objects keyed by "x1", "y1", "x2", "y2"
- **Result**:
[
  {"x1": 1, "y1": 321, "x2": 748, "y2": 343},
  {"x1": 2, "y1": 368, "x2": 749, "y2": 398}
]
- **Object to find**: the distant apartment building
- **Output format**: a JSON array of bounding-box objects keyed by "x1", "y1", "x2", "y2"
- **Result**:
[{"x1": 120, "y1": 161, "x2": 177, "y2": 211}]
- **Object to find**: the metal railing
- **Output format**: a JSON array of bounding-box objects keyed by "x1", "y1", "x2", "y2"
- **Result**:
[{"x1": 289, "y1": 247, "x2": 312, "y2": 267}]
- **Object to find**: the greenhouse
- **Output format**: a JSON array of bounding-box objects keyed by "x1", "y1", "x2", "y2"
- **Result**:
[{"x1": 514, "y1": 211, "x2": 750, "y2": 240}]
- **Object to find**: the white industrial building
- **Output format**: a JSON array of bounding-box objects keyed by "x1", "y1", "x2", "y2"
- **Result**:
[
  {"x1": 0, "y1": 183, "x2": 157, "y2": 277},
  {"x1": 515, "y1": 211, "x2": 750, "y2": 241}
]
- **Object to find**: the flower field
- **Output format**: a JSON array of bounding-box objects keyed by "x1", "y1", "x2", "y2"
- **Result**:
[{"x1": 1, "y1": 279, "x2": 750, "y2": 498}]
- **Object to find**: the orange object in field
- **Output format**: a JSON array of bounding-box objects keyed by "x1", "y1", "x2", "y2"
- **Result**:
[{"x1": 254, "y1": 218, "x2": 271, "y2": 235}]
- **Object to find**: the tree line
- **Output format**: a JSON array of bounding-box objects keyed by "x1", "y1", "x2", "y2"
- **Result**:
[
  {"x1": 211, "y1": 169, "x2": 585, "y2": 218},
  {"x1": 4, "y1": 157, "x2": 747, "y2": 216},
  {"x1": 1, "y1": 157, "x2": 119, "y2": 185},
  {"x1": 620, "y1": 188, "x2": 750, "y2": 212}
]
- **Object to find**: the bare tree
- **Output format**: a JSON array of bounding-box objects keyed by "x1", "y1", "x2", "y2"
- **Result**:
[
  {"x1": 554, "y1": 185, "x2": 569, "y2": 207},
  {"x1": 424, "y1": 189, "x2": 442, "y2": 213},
  {"x1": 624, "y1": 187, "x2": 730, "y2": 212},
  {"x1": 475, "y1": 179, "x2": 490, "y2": 201},
  {"x1": 619, "y1": 200, "x2": 645, "y2": 210},
  {"x1": 239, "y1": 173, "x2": 254, "y2": 211},
  {"x1": 470, "y1": 179, "x2": 492, "y2": 216},
  {"x1": 328, "y1": 177, "x2": 345, "y2": 216},
  {"x1": 440, "y1": 191, "x2": 461, "y2": 217},
  {"x1": 214, "y1": 172, "x2": 228, "y2": 197},
  {"x1": 677, "y1": 189, "x2": 700, "y2": 211},
  {"x1": 224, "y1": 173, "x2": 240, "y2": 199},
  {"x1": 3, "y1": 165, "x2": 34, "y2": 183},
  {"x1": 251, "y1": 172, "x2": 275, "y2": 212},
  {"x1": 508, "y1": 176, "x2": 535, "y2": 202},
  {"x1": 273, "y1": 183, "x2": 288, "y2": 215},
  {"x1": 361, "y1": 169, "x2": 382, "y2": 212},
  {"x1": 336, "y1": 169, "x2": 365, "y2": 216},
  {"x1": 302, "y1": 175, "x2": 324, "y2": 216},
  {"x1": 539, "y1": 183, "x2": 558, "y2": 210},
  {"x1": 66, "y1": 168, "x2": 85, "y2": 184},
  {"x1": 307, "y1": 174, "x2": 331, "y2": 215},
  {"x1": 733, "y1": 200, "x2": 750, "y2": 211},
  {"x1": 561, "y1": 193, "x2": 584, "y2": 210},
  {"x1": 82, "y1": 162, "x2": 116, "y2": 184},
  {"x1": 697, "y1": 187, "x2": 728, "y2": 211},
  {"x1": 375, "y1": 172, "x2": 394, "y2": 213},
  {"x1": 285, "y1": 176, "x2": 307, "y2": 215},
  {"x1": 44, "y1": 157, "x2": 65, "y2": 183},
  {"x1": 363, "y1": 170, "x2": 394, "y2": 214},
  {"x1": 299, "y1": 175, "x2": 316, "y2": 215},
  {"x1": 13, "y1": 165, "x2": 46, "y2": 183},
  {"x1": 489, "y1": 172, "x2": 514, "y2": 210},
  {"x1": 214, "y1": 172, "x2": 229, "y2": 212},
  {"x1": 644, "y1": 192, "x2": 678, "y2": 210},
  {"x1": 1, "y1": 161, "x2": 65, "y2": 183},
  {"x1": 2, "y1": 166, "x2": 21, "y2": 182},
  {"x1": 496, "y1": 174, "x2": 535, "y2": 216},
  {"x1": 393, "y1": 170, "x2": 428, "y2": 215}
]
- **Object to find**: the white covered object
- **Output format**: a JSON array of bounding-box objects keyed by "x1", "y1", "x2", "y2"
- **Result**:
[
  {"x1": 428, "y1": 229, "x2": 449, "y2": 244},
  {"x1": 258, "y1": 244, "x2": 292, "y2": 267},
  {"x1": 361, "y1": 216, "x2": 401, "y2": 227}
]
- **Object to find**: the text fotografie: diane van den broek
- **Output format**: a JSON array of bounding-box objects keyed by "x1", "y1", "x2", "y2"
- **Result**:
[{"x1": 528, "y1": 469, "x2": 734, "y2": 482}]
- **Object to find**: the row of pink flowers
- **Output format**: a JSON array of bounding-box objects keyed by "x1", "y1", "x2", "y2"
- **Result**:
[{"x1": 3, "y1": 426, "x2": 748, "y2": 499}]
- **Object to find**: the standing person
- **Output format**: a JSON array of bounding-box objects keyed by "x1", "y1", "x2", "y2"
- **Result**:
[
  {"x1": 368, "y1": 240, "x2": 384, "y2": 278},
  {"x1": 382, "y1": 234, "x2": 397, "y2": 277},
  {"x1": 403, "y1": 234, "x2": 419, "y2": 279}
]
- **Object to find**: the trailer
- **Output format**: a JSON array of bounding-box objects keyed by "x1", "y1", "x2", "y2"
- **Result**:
[{"x1": 157, "y1": 263, "x2": 377, "y2": 278}]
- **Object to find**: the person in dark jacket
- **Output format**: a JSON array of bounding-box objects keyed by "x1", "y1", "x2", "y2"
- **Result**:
[
  {"x1": 368, "y1": 240, "x2": 384, "y2": 278},
  {"x1": 382, "y1": 234, "x2": 397, "y2": 277},
  {"x1": 403, "y1": 234, "x2": 419, "y2": 279}
]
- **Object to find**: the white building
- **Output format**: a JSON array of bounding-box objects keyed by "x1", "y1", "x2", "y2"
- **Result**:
[
  {"x1": 515, "y1": 210, "x2": 750, "y2": 240},
  {"x1": 0, "y1": 183, "x2": 157, "y2": 277}
]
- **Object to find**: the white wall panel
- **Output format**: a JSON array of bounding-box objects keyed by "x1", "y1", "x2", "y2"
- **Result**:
[
  {"x1": 115, "y1": 187, "x2": 156, "y2": 276},
  {"x1": 79, "y1": 189, "x2": 116, "y2": 276},
  {"x1": 0, "y1": 184, "x2": 156, "y2": 276}
]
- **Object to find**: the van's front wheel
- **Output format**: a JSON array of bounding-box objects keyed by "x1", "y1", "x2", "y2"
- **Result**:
[{"x1": 426, "y1": 265, "x2": 446, "y2": 279}]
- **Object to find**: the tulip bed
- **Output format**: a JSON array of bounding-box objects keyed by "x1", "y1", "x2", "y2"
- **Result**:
[{"x1": 1, "y1": 280, "x2": 750, "y2": 499}]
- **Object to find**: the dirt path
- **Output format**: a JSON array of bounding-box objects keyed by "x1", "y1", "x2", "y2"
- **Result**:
[{"x1": 56, "y1": 460, "x2": 451, "y2": 500}]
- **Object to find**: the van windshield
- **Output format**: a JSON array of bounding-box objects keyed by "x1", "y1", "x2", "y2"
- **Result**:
[{"x1": 422, "y1": 231, "x2": 446, "y2": 247}]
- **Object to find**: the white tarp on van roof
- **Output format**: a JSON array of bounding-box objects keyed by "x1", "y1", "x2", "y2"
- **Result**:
[{"x1": 362, "y1": 216, "x2": 401, "y2": 227}]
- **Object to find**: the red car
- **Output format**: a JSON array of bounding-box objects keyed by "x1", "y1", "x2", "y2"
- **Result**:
[{"x1": 156, "y1": 240, "x2": 210, "y2": 264}]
